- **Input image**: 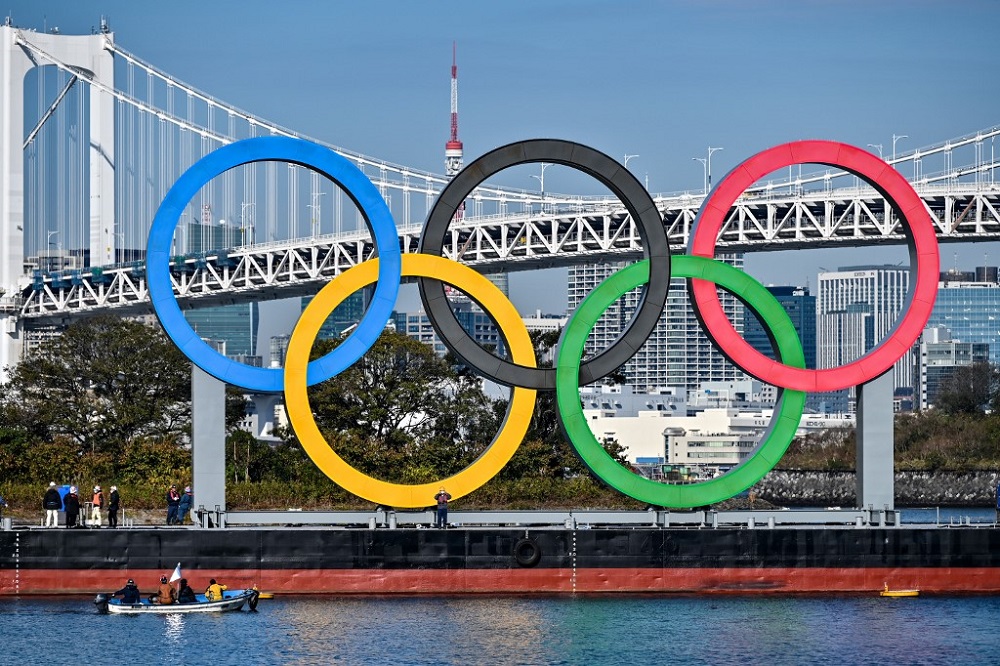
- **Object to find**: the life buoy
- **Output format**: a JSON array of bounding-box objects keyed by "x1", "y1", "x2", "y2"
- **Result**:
[{"x1": 513, "y1": 537, "x2": 541, "y2": 567}]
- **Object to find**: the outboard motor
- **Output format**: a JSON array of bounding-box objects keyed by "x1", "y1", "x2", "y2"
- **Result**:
[
  {"x1": 247, "y1": 589, "x2": 261, "y2": 612},
  {"x1": 94, "y1": 593, "x2": 110, "y2": 614}
]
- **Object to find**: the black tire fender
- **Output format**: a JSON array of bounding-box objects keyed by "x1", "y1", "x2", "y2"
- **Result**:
[{"x1": 513, "y1": 537, "x2": 541, "y2": 567}]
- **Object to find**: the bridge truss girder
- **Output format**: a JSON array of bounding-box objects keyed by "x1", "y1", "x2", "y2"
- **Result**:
[{"x1": 15, "y1": 185, "x2": 1000, "y2": 323}]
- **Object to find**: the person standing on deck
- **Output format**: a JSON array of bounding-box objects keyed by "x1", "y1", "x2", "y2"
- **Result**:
[
  {"x1": 108, "y1": 486, "x2": 120, "y2": 528},
  {"x1": 166, "y1": 484, "x2": 181, "y2": 525},
  {"x1": 64, "y1": 486, "x2": 80, "y2": 528},
  {"x1": 90, "y1": 486, "x2": 104, "y2": 527},
  {"x1": 43, "y1": 482, "x2": 61, "y2": 527},
  {"x1": 178, "y1": 486, "x2": 193, "y2": 525},
  {"x1": 434, "y1": 487, "x2": 452, "y2": 528}
]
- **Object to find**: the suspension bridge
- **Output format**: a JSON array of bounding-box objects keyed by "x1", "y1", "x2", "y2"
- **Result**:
[{"x1": 1, "y1": 24, "x2": 999, "y2": 376}]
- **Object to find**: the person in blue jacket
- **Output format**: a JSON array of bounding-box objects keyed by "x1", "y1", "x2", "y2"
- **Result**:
[
  {"x1": 112, "y1": 578, "x2": 141, "y2": 604},
  {"x1": 177, "y1": 486, "x2": 193, "y2": 525}
]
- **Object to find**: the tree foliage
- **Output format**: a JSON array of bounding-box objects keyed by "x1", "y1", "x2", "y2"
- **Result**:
[
  {"x1": 934, "y1": 362, "x2": 1000, "y2": 415},
  {"x1": 276, "y1": 330, "x2": 503, "y2": 483},
  {"x1": 1, "y1": 316, "x2": 193, "y2": 455}
]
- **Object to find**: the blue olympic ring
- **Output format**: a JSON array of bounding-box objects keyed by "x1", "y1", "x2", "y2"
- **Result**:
[{"x1": 147, "y1": 136, "x2": 402, "y2": 392}]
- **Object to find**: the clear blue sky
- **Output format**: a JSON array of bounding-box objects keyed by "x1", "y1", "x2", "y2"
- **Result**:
[{"x1": 10, "y1": 1, "x2": 1000, "y2": 313}]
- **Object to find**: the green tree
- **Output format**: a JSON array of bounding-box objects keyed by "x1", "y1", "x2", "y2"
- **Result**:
[
  {"x1": 281, "y1": 330, "x2": 503, "y2": 482},
  {"x1": 935, "y1": 362, "x2": 999, "y2": 415},
  {"x1": 1, "y1": 315, "x2": 192, "y2": 455}
]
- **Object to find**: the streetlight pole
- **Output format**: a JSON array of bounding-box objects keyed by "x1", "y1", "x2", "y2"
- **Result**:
[
  {"x1": 530, "y1": 163, "x2": 551, "y2": 213},
  {"x1": 706, "y1": 146, "x2": 723, "y2": 191},
  {"x1": 308, "y1": 192, "x2": 326, "y2": 239},
  {"x1": 624, "y1": 154, "x2": 639, "y2": 170},
  {"x1": 693, "y1": 146, "x2": 723, "y2": 194},
  {"x1": 892, "y1": 134, "x2": 908, "y2": 161},
  {"x1": 240, "y1": 202, "x2": 255, "y2": 245},
  {"x1": 46, "y1": 230, "x2": 59, "y2": 251},
  {"x1": 693, "y1": 157, "x2": 707, "y2": 194},
  {"x1": 867, "y1": 143, "x2": 884, "y2": 159}
]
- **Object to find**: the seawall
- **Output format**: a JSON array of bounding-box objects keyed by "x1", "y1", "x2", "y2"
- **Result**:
[{"x1": 755, "y1": 470, "x2": 1000, "y2": 506}]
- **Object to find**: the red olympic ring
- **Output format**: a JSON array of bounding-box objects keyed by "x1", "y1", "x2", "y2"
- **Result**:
[{"x1": 687, "y1": 140, "x2": 939, "y2": 393}]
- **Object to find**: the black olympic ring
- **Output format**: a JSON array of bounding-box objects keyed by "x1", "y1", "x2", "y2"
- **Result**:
[{"x1": 417, "y1": 139, "x2": 671, "y2": 390}]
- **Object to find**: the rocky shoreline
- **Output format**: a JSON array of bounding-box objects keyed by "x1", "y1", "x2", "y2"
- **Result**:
[{"x1": 753, "y1": 470, "x2": 1000, "y2": 507}]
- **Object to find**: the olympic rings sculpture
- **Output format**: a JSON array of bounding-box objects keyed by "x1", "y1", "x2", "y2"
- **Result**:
[{"x1": 149, "y1": 136, "x2": 939, "y2": 509}]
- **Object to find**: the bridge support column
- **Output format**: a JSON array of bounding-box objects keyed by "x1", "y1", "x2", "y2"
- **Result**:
[
  {"x1": 0, "y1": 27, "x2": 116, "y2": 380},
  {"x1": 856, "y1": 371, "x2": 894, "y2": 511},
  {"x1": 192, "y1": 365, "x2": 227, "y2": 527}
]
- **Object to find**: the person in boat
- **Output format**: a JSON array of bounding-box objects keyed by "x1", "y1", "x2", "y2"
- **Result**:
[
  {"x1": 177, "y1": 578, "x2": 196, "y2": 604},
  {"x1": 154, "y1": 575, "x2": 176, "y2": 604},
  {"x1": 205, "y1": 578, "x2": 227, "y2": 601},
  {"x1": 112, "y1": 578, "x2": 141, "y2": 604}
]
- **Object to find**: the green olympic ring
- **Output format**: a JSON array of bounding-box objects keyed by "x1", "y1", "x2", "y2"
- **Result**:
[{"x1": 555, "y1": 255, "x2": 806, "y2": 508}]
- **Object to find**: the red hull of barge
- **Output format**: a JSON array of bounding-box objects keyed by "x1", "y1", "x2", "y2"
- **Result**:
[{"x1": 6, "y1": 566, "x2": 1000, "y2": 596}]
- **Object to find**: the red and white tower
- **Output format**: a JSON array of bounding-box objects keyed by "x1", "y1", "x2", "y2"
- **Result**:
[{"x1": 445, "y1": 42, "x2": 464, "y2": 178}]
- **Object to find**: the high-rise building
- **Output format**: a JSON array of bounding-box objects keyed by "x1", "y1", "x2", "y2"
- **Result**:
[
  {"x1": 817, "y1": 265, "x2": 913, "y2": 400},
  {"x1": 743, "y1": 285, "x2": 816, "y2": 370},
  {"x1": 394, "y1": 299, "x2": 503, "y2": 358},
  {"x1": 186, "y1": 301, "x2": 259, "y2": 357},
  {"x1": 301, "y1": 288, "x2": 373, "y2": 341},
  {"x1": 926, "y1": 267, "x2": 1000, "y2": 365},
  {"x1": 567, "y1": 254, "x2": 746, "y2": 392},
  {"x1": 916, "y1": 325, "x2": 990, "y2": 410},
  {"x1": 183, "y1": 215, "x2": 258, "y2": 357}
]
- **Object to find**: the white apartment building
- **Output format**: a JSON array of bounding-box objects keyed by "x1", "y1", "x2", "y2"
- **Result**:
[{"x1": 582, "y1": 406, "x2": 855, "y2": 469}]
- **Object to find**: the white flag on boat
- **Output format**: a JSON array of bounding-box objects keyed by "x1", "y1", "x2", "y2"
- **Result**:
[{"x1": 169, "y1": 562, "x2": 182, "y2": 583}]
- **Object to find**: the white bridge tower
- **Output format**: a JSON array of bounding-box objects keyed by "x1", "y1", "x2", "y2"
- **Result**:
[{"x1": 0, "y1": 22, "x2": 116, "y2": 375}]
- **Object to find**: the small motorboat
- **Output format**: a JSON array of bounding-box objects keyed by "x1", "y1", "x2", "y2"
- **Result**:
[
  {"x1": 95, "y1": 588, "x2": 260, "y2": 614},
  {"x1": 880, "y1": 583, "x2": 919, "y2": 598}
]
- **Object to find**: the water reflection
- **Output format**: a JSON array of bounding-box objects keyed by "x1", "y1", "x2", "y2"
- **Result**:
[{"x1": 164, "y1": 612, "x2": 184, "y2": 644}]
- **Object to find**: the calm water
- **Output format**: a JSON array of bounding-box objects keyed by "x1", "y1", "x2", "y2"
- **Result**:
[{"x1": 3, "y1": 595, "x2": 1000, "y2": 665}]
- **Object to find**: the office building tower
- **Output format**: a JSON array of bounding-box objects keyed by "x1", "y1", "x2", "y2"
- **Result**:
[
  {"x1": 743, "y1": 285, "x2": 816, "y2": 370},
  {"x1": 916, "y1": 325, "x2": 990, "y2": 410},
  {"x1": 269, "y1": 334, "x2": 291, "y2": 368},
  {"x1": 394, "y1": 299, "x2": 503, "y2": 358},
  {"x1": 302, "y1": 288, "x2": 373, "y2": 340},
  {"x1": 817, "y1": 265, "x2": 913, "y2": 399},
  {"x1": 186, "y1": 301, "x2": 259, "y2": 357},
  {"x1": 183, "y1": 215, "x2": 258, "y2": 357},
  {"x1": 567, "y1": 254, "x2": 746, "y2": 393},
  {"x1": 926, "y1": 267, "x2": 1000, "y2": 365}
]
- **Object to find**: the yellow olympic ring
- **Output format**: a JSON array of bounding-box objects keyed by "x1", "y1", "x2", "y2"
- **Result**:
[{"x1": 285, "y1": 254, "x2": 538, "y2": 508}]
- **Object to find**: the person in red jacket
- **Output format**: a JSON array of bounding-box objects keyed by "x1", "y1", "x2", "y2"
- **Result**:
[
  {"x1": 166, "y1": 485, "x2": 181, "y2": 525},
  {"x1": 91, "y1": 486, "x2": 104, "y2": 527}
]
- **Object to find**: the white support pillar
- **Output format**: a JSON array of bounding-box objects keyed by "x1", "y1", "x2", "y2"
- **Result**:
[
  {"x1": 0, "y1": 26, "x2": 31, "y2": 376},
  {"x1": 856, "y1": 371, "x2": 895, "y2": 511},
  {"x1": 88, "y1": 38, "x2": 116, "y2": 267}
]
